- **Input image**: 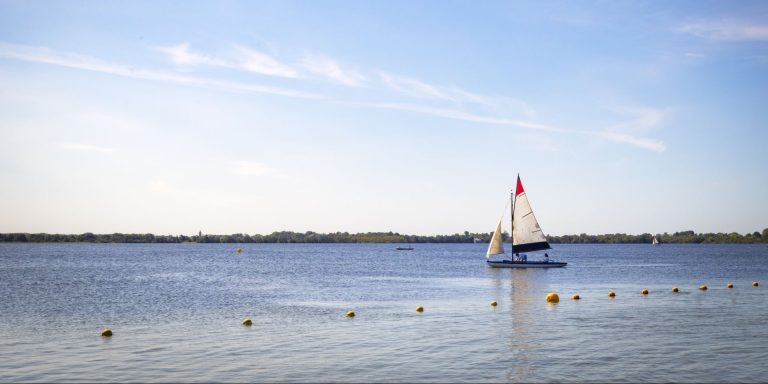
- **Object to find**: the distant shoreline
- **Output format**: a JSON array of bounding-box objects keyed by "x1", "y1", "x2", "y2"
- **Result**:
[{"x1": 1, "y1": 230, "x2": 766, "y2": 244}]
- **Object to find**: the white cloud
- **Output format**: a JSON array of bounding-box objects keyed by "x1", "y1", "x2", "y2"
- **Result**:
[
  {"x1": 679, "y1": 21, "x2": 768, "y2": 41},
  {"x1": 1, "y1": 42, "x2": 666, "y2": 153},
  {"x1": 379, "y1": 72, "x2": 453, "y2": 101},
  {"x1": 364, "y1": 102, "x2": 565, "y2": 132},
  {"x1": 231, "y1": 161, "x2": 274, "y2": 176},
  {"x1": 590, "y1": 105, "x2": 667, "y2": 152},
  {"x1": 157, "y1": 42, "x2": 299, "y2": 78},
  {"x1": 300, "y1": 54, "x2": 366, "y2": 86},
  {"x1": 377, "y1": 72, "x2": 525, "y2": 112},
  {"x1": 364, "y1": 102, "x2": 667, "y2": 152},
  {"x1": 589, "y1": 131, "x2": 666, "y2": 152},
  {"x1": 58, "y1": 143, "x2": 116, "y2": 153},
  {"x1": 156, "y1": 43, "x2": 226, "y2": 66},
  {"x1": 233, "y1": 46, "x2": 300, "y2": 78},
  {"x1": 0, "y1": 42, "x2": 321, "y2": 99},
  {"x1": 607, "y1": 106, "x2": 667, "y2": 135}
]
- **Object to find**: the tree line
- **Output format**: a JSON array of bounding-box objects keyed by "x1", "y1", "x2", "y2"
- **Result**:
[
  {"x1": 547, "y1": 229, "x2": 768, "y2": 244},
  {"x1": 1, "y1": 229, "x2": 767, "y2": 244},
  {"x1": 0, "y1": 231, "x2": 492, "y2": 244}
]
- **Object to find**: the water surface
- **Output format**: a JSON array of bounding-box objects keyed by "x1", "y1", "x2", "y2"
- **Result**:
[{"x1": 1, "y1": 243, "x2": 766, "y2": 382}]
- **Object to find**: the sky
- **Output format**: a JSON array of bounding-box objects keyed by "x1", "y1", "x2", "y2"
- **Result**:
[{"x1": 0, "y1": 0, "x2": 767, "y2": 236}]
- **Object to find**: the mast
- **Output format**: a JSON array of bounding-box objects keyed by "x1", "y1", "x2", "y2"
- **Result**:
[{"x1": 510, "y1": 185, "x2": 515, "y2": 258}]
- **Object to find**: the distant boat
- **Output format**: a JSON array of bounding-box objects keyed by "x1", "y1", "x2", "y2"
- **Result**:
[
  {"x1": 396, "y1": 239, "x2": 414, "y2": 251},
  {"x1": 486, "y1": 175, "x2": 566, "y2": 268},
  {"x1": 652, "y1": 236, "x2": 659, "y2": 245}
]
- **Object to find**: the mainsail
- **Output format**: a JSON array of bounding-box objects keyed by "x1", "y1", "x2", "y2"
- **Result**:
[
  {"x1": 511, "y1": 176, "x2": 551, "y2": 253},
  {"x1": 486, "y1": 218, "x2": 505, "y2": 258}
]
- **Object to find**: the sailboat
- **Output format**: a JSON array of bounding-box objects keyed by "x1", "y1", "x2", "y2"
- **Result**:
[
  {"x1": 396, "y1": 237, "x2": 414, "y2": 250},
  {"x1": 486, "y1": 175, "x2": 566, "y2": 268},
  {"x1": 652, "y1": 236, "x2": 659, "y2": 245}
]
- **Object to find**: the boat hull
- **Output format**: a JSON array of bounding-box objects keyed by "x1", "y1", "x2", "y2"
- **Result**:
[{"x1": 486, "y1": 260, "x2": 567, "y2": 268}]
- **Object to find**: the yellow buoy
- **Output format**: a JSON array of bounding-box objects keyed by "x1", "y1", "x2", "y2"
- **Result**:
[
  {"x1": 235, "y1": 247, "x2": 242, "y2": 253},
  {"x1": 545, "y1": 292, "x2": 559, "y2": 303},
  {"x1": 242, "y1": 318, "x2": 252, "y2": 326},
  {"x1": 753, "y1": 281, "x2": 759, "y2": 287},
  {"x1": 727, "y1": 283, "x2": 734, "y2": 289},
  {"x1": 346, "y1": 310, "x2": 355, "y2": 318},
  {"x1": 608, "y1": 291, "x2": 616, "y2": 297},
  {"x1": 672, "y1": 287, "x2": 679, "y2": 292},
  {"x1": 699, "y1": 285, "x2": 708, "y2": 290},
  {"x1": 641, "y1": 288, "x2": 649, "y2": 295},
  {"x1": 416, "y1": 305, "x2": 424, "y2": 313},
  {"x1": 490, "y1": 300, "x2": 498, "y2": 307},
  {"x1": 572, "y1": 294, "x2": 580, "y2": 300},
  {"x1": 101, "y1": 328, "x2": 113, "y2": 337}
]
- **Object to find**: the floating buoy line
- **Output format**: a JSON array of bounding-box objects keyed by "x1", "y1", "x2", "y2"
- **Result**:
[{"x1": 96, "y1": 281, "x2": 761, "y2": 336}]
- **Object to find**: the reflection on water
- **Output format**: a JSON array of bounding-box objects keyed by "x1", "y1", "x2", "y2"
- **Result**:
[{"x1": 0, "y1": 243, "x2": 767, "y2": 382}]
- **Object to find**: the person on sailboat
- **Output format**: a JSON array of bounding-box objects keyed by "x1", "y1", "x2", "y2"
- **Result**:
[{"x1": 544, "y1": 253, "x2": 549, "y2": 263}]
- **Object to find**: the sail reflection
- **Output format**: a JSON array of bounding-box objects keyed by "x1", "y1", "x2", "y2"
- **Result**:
[{"x1": 507, "y1": 269, "x2": 547, "y2": 381}]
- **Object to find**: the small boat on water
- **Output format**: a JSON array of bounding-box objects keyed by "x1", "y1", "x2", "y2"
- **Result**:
[
  {"x1": 486, "y1": 175, "x2": 566, "y2": 268},
  {"x1": 652, "y1": 236, "x2": 659, "y2": 245},
  {"x1": 396, "y1": 239, "x2": 414, "y2": 250}
]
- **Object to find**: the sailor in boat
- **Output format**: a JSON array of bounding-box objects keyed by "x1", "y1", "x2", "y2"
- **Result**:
[{"x1": 544, "y1": 253, "x2": 549, "y2": 263}]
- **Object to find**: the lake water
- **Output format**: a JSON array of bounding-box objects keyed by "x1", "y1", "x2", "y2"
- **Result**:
[{"x1": 0, "y1": 243, "x2": 766, "y2": 382}]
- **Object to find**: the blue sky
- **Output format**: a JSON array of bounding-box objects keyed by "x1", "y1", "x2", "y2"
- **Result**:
[{"x1": 1, "y1": 0, "x2": 767, "y2": 236}]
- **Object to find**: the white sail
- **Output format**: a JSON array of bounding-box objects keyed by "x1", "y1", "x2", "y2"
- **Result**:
[
  {"x1": 486, "y1": 218, "x2": 505, "y2": 258},
  {"x1": 511, "y1": 176, "x2": 551, "y2": 253}
]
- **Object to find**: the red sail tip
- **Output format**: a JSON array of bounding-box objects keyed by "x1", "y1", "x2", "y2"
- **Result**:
[{"x1": 515, "y1": 176, "x2": 525, "y2": 196}]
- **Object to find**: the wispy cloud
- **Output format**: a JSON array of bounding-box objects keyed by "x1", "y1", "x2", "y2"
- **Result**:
[
  {"x1": 607, "y1": 106, "x2": 667, "y2": 135},
  {"x1": 588, "y1": 105, "x2": 668, "y2": 152},
  {"x1": 679, "y1": 21, "x2": 768, "y2": 41},
  {"x1": 380, "y1": 73, "x2": 453, "y2": 101},
  {"x1": 365, "y1": 102, "x2": 666, "y2": 152},
  {"x1": 2, "y1": 42, "x2": 666, "y2": 153},
  {"x1": 588, "y1": 131, "x2": 666, "y2": 152},
  {"x1": 363, "y1": 102, "x2": 564, "y2": 132},
  {"x1": 156, "y1": 43, "x2": 226, "y2": 66},
  {"x1": 233, "y1": 46, "x2": 300, "y2": 78},
  {"x1": 231, "y1": 161, "x2": 275, "y2": 176},
  {"x1": 58, "y1": 143, "x2": 116, "y2": 153},
  {"x1": 0, "y1": 42, "x2": 321, "y2": 99},
  {"x1": 157, "y1": 43, "x2": 300, "y2": 78},
  {"x1": 300, "y1": 54, "x2": 366, "y2": 86},
  {"x1": 378, "y1": 72, "x2": 522, "y2": 111}
]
